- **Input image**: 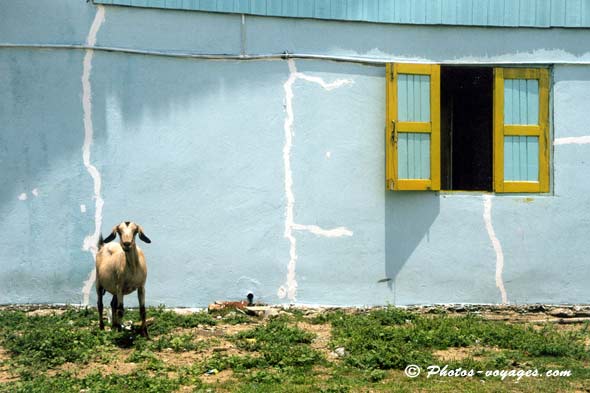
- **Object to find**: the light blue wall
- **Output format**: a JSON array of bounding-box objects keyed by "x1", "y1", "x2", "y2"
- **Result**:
[{"x1": 1, "y1": 0, "x2": 590, "y2": 307}]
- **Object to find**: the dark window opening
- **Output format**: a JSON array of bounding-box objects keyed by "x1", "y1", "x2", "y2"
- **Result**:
[{"x1": 441, "y1": 66, "x2": 493, "y2": 191}]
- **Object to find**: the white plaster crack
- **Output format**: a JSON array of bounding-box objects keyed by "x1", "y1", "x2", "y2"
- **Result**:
[
  {"x1": 81, "y1": 5, "x2": 106, "y2": 306},
  {"x1": 554, "y1": 136, "x2": 590, "y2": 145},
  {"x1": 483, "y1": 195, "x2": 508, "y2": 305},
  {"x1": 278, "y1": 59, "x2": 354, "y2": 302}
]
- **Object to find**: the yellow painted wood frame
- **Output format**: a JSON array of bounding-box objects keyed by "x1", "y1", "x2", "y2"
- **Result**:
[
  {"x1": 385, "y1": 63, "x2": 441, "y2": 191},
  {"x1": 493, "y1": 68, "x2": 549, "y2": 193}
]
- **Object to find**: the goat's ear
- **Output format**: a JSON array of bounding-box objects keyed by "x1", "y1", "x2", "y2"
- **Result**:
[
  {"x1": 103, "y1": 226, "x2": 118, "y2": 243},
  {"x1": 138, "y1": 226, "x2": 151, "y2": 243}
]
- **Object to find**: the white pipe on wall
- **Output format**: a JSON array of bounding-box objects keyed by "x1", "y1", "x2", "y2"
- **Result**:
[{"x1": 3, "y1": 43, "x2": 590, "y2": 65}]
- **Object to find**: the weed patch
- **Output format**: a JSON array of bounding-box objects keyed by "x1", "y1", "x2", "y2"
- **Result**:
[
  {"x1": 329, "y1": 307, "x2": 590, "y2": 371},
  {"x1": 232, "y1": 317, "x2": 323, "y2": 370}
]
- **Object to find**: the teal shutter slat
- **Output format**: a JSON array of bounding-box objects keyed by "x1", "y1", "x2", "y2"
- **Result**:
[
  {"x1": 488, "y1": 0, "x2": 504, "y2": 25},
  {"x1": 420, "y1": 76, "x2": 430, "y2": 122},
  {"x1": 512, "y1": 80, "x2": 520, "y2": 123},
  {"x1": 411, "y1": 0, "x2": 427, "y2": 24},
  {"x1": 526, "y1": 137, "x2": 539, "y2": 181},
  {"x1": 504, "y1": 79, "x2": 513, "y2": 124},
  {"x1": 551, "y1": 0, "x2": 566, "y2": 25},
  {"x1": 426, "y1": 0, "x2": 443, "y2": 24},
  {"x1": 395, "y1": 0, "x2": 412, "y2": 23},
  {"x1": 527, "y1": 80, "x2": 539, "y2": 125},
  {"x1": 378, "y1": 0, "x2": 395, "y2": 22},
  {"x1": 398, "y1": 75, "x2": 409, "y2": 121},
  {"x1": 413, "y1": 133, "x2": 421, "y2": 178},
  {"x1": 441, "y1": 0, "x2": 457, "y2": 24},
  {"x1": 398, "y1": 134, "x2": 409, "y2": 179},
  {"x1": 513, "y1": 136, "x2": 521, "y2": 180},
  {"x1": 504, "y1": 136, "x2": 514, "y2": 180},
  {"x1": 407, "y1": 133, "x2": 414, "y2": 178},
  {"x1": 420, "y1": 134, "x2": 431, "y2": 179},
  {"x1": 166, "y1": 0, "x2": 181, "y2": 8},
  {"x1": 566, "y1": 0, "x2": 582, "y2": 26},
  {"x1": 519, "y1": 136, "x2": 527, "y2": 179},
  {"x1": 411, "y1": 76, "x2": 419, "y2": 120},
  {"x1": 404, "y1": 75, "x2": 416, "y2": 121},
  {"x1": 518, "y1": 79, "x2": 527, "y2": 124},
  {"x1": 412, "y1": 76, "x2": 420, "y2": 120},
  {"x1": 503, "y1": 0, "x2": 519, "y2": 25},
  {"x1": 267, "y1": 0, "x2": 283, "y2": 14},
  {"x1": 281, "y1": 0, "x2": 296, "y2": 16}
]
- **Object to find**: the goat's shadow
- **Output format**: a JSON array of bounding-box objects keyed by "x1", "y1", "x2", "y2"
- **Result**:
[
  {"x1": 109, "y1": 327, "x2": 147, "y2": 348},
  {"x1": 384, "y1": 191, "x2": 440, "y2": 298}
]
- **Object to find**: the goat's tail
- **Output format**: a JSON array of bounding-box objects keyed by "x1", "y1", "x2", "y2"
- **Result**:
[{"x1": 97, "y1": 234, "x2": 104, "y2": 250}]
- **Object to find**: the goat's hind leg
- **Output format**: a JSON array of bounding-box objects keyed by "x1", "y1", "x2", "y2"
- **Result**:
[
  {"x1": 97, "y1": 286, "x2": 105, "y2": 330},
  {"x1": 138, "y1": 286, "x2": 149, "y2": 338}
]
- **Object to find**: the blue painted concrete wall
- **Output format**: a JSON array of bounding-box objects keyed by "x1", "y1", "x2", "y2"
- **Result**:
[{"x1": 1, "y1": 0, "x2": 590, "y2": 307}]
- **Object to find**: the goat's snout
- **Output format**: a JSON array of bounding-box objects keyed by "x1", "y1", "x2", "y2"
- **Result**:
[{"x1": 122, "y1": 241, "x2": 132, "y2": 250}]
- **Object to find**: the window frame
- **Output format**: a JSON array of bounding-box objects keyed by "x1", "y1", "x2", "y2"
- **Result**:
[{"x1": 386, "y1": 63, "x2": 550, "y2": 193}]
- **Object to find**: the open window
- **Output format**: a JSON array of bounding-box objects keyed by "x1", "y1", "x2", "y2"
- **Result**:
[{"x1": 386, "y1": 64, "x2": 549, "y2": 193}]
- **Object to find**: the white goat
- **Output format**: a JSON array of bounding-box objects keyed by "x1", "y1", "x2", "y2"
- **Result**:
[{"x1": 96, "y1": 221, "x2": 151, "y2": 337}]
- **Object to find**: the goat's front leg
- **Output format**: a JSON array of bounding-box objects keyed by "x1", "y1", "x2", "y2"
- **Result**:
[
  {"x1": 97, "y1": 286, "x2": 105, "y2": 330},
  {"x1": 138, "y1": 286, "x2": 149, "y2": 338},
  {"x1": 110, "y1": 293, "x2": 124, "y2": 331}
]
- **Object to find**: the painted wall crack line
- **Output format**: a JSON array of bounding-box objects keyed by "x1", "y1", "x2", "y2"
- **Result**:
[
  {"x1": 554, "y1": 136, "x2": 590, "y2": 145},
  {"x1": 278, "y1": 59, "x2": 353, "y2": 302},
  {"x1": 483, "y1": 195, "x2": 508, "y2": 304},
  {"x1": 81, "y1": 5, "x2": 106, "y2": 306}
]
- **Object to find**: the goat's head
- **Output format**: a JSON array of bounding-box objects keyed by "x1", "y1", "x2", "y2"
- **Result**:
[{"x1": 104, "y1": 221, "x2": 151, "y2": 251}]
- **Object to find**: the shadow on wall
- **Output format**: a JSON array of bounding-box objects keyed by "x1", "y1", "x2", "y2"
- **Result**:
[{"x1": 384, "y1": 191, "x2": 440, "y2": 292}]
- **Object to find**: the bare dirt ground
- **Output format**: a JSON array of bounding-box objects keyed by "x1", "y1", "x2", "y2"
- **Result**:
[{"x1": 0, "y1": 347, "x2": 17, "y2": 384}]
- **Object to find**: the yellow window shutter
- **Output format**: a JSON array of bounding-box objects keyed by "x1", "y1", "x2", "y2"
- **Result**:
[
  {"x1": 386, "y1": 63, "x2": 441, "y2": 191},
  {"x1": 493, "y1": 68, "x2": 550, "y2": 193}
]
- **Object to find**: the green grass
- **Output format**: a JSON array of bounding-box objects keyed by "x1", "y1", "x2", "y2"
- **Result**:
[{"x1": 0, "y1": 306, "x2": 589, "y2": 392}]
